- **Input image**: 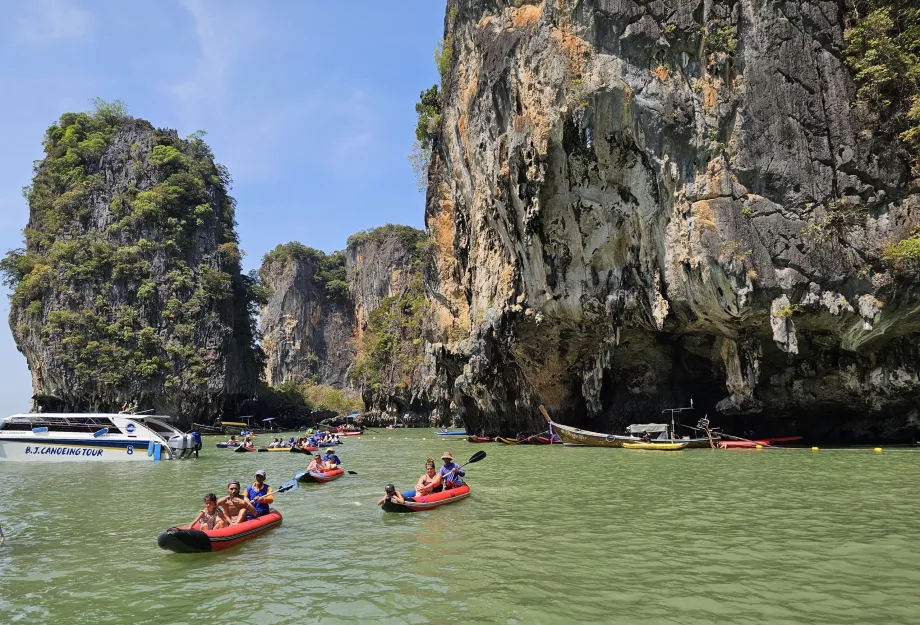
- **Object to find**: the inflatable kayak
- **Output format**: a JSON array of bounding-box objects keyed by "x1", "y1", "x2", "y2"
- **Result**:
[
  {"x1": 436, "y1": 430, "x2": 467, "y2": 436},
  {"x1": 467, "y1": 436, "x2": 493, "y2": 443},
  {"x1": 495, "y1": 437, "x2": 523, "y2": 445},
  {"x1": 720, "y1": 436, "x2": 804, "y2": 449},
  {"x1": 216, "y1": 443, "x2": 240, "y2": 448},
  {"x1": 156, "y1": 509, "x2": 282, "y2": 553},
  {"x1": 257, "y1": 447, "x2": 290, "y2": 452},
  {"x1": 234, "y1": 445, "x2": 256, "y2": 453},
  {"x1": 295, "y1": 468, "x2": 345, "y2": 483},
  {"x1": 623, "y1": 442, "x2": 688, "y2": 451},
  {"x1": 288, "y1": 446, "x2": 319, "y2": 453},
  {"x1": 525, "y1": 435, "x2": 559, "y2": 445},
  {"x1": 382, "y1": 484, "x2": 471, "y2": 513}
]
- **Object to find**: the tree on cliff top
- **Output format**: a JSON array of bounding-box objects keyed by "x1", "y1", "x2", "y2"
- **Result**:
[{"x1": 1, "y1": 99, "x2": 261, "y2": 415}]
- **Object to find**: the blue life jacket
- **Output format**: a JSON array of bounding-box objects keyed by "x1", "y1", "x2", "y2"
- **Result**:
[{"x1": 246, "y1": 483, "x2": 271, "y2": 516}]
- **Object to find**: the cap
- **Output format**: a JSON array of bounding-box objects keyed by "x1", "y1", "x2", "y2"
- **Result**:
[
  {"x1": 441, "y1": 451, "x2": 453, "y2": 460},
  {"x1": 254, "y1": 470, "x2": 266, "y2": 478}
]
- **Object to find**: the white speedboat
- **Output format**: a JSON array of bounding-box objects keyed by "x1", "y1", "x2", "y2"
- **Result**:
[{"x1": 0, "y1": 413, "x2": 196, "y2": 462}]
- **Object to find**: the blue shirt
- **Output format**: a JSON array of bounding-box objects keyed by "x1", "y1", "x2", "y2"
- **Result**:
[
  {"x1": 191, "y1": 431, "x2": 202, "y2": 446},
  {"x1": 246, "y1": 483, "x2": 271, "y2": 516},
  {"x1": 324, "y1": 453, "x2": 341, "y2": 465},
  {"x1": 440, "y1": 462, "x2": 465, "y2": 486}
]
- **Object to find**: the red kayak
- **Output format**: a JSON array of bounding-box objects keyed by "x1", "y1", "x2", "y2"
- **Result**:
[
  {"x1": 295, "y1": 468, "x2": 344, "y2": 483},
  {"x1": 157, "y1": 509, "x2": 282, "y2": 553},
  {"x1": 467, "y1": 436, "x2": 493, "y2": 443},
  {"x1": 525, "y1": 435, "x2": 559, "y2": 445},
  {"x1": 234, "y1": 445, "x2": 257, "y2": 453},
  {"x1": 335, "y1": 430, "x2": 362, "y2": 437},
  {"x1": 720, "y1": 436, "x2": 804, "y2": 449},
  {"x1": 382, "y1": 484, "x2": 471, "y2": 513}
]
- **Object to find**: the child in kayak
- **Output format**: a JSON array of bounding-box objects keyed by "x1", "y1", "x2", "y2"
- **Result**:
[
  {"x1": 323, "y1": 449, "x2": 341, "y2": 468},
  {"x1": 189, "y1": 493, "x2": 231, "y2": 530}
]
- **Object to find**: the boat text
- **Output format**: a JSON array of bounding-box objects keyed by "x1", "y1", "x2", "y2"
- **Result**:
[{"x1": 24, "y1": 446, "x2": 105, "y2": 457}]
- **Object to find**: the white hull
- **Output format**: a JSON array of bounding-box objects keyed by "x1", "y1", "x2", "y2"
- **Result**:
[
  {"x1": 0, "y1": 413, "x2": 197, "y2": 462},
  {"x1": 0, "y1": 440, "x2": 153, "y2": 462}
]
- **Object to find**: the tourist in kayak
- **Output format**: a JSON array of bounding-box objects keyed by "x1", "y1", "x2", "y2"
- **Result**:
[
  {"x1": 245, "y1": 470, "x2": 274, "y2": 517},
  {"x1": 411, "y1": 457, "x2": 444, "y2": 497},
  {"x1": 189, "y1": 493, "x2": 231, "y2": 530},
  {"x1": 307, "y1": 453, "x2": 329, "y2": 472},
  {"x1": 218, "y1": 480, "x2": 259, "y2": 524},
  {"x1": 438, "y1": 451, "x2": 465, "y2": 490},
  {"x1": 323, "y1": 448, "x2": 341, "y2": 468},
  {"x1": 377, "y1": 484, "x2": 406, "y2": 506}
]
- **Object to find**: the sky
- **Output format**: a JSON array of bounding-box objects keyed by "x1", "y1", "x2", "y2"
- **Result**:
[{"x1": 0, "y1": 0, "x2": 446, "y2": 416}]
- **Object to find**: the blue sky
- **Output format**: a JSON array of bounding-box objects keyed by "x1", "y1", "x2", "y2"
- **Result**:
[{"x1": 0, "y1": 0, "x2": 446, "y2": 416}]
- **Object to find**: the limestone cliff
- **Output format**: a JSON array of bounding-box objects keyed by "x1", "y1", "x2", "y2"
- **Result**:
[
  {"x1": 2, "y1": 104, "x2": 261, "y2": 419},
  {"x1": 422, "y1": 1, "x2": 920, "y2": 440},
  {"x1": 260, "y1": 225, "x2": 430, "y2": 419},
  {"x1": 259, "y1": 245, "x2": 354, "y2": 387}
]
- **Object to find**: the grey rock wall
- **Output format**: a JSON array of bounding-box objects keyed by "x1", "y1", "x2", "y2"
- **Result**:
[{"x1": 422, "y1": 0, "x2": 920, "y2": 439}]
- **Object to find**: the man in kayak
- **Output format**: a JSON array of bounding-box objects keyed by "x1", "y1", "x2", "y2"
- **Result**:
[
  {"x1": 218, "y1": 480, "x2": 258, "y2": 524},
  {"x1": 438, "y1": 451, "x2": 465, "y2": 490},
  {"x1": 323, "y1": 448, "x2": 341, "y2": 468},
  {"x1": 377, "y1": 484, "x2": 406, "y2": 506},
  {"x1": 245, "y1": 470, "x2": 274, "y2": 517}
]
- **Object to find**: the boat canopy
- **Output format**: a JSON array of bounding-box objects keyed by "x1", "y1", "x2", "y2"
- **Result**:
[{"x1": 626, "y1": 423, "x2": 670, "y2": 434}]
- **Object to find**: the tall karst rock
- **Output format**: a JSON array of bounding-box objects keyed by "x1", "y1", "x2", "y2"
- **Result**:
[
  {"x1": 260, "y1": 225, "x2": 430, "y2": 418},
  {"x1": 2, "y1": 104, "x2": 262, "y2": 419},
  {"x1": 259, "y1": 245, "x2": 354, "y2": 387},
  {"x1": 422, "y1": 1, "x2": 920, "y2": 439}
]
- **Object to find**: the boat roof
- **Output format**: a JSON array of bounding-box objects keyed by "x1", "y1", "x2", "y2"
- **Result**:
[
  {"x1": 626, "y1": 423, "x2": 669, "y2": 434},
  {"x1": 1, "y1": 413, "x2": 175, "y2": 423}
]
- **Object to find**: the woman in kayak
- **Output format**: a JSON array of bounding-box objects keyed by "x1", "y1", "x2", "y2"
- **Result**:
[
  {"x1": 189, "y1": 493, "x2": 231, "y2": 530},
  {"x1": 413, "y1": 457, "x2": 444, "y2": 497},
  {"x1": 307, "y1": 453, "x2": 329, "y2": 472}
]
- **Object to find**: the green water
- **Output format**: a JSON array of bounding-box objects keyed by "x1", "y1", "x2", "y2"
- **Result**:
[{"x1": 1, "y1": 430, "x2": 919, "y2": 624}]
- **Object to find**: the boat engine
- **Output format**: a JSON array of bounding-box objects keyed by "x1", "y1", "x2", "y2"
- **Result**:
[{"x1": 167, "y1": 434, "x2": 192, "y2": 459}]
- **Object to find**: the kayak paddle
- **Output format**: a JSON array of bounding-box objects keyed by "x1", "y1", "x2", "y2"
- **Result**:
[{"x1": 275, "y1": 480, "x2": 299, "y2": 494}]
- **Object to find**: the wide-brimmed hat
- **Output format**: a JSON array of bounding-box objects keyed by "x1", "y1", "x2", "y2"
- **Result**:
[{"x1": 441, "y1": 451, "x2": 453, "y2": 460}]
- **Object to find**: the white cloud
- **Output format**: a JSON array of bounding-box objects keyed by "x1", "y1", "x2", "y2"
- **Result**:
[{"x1": 15, "y1": 0, "x2": 90, "y2": 43}]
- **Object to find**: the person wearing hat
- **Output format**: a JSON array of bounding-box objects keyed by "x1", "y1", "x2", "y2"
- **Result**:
[
  {"x1": 377, "y1": 484, "x2": 406, "y2": 506},
  {"x1": 437, "y1": 451, "x2": 465, "y2": 491},
  {"x1": 244, "y1": 470, "x2": 274, "y2": 517},
  {"x1": 323, "y1": 448, "x2": 341, "y2": 468},
  {"x1": 219, "y1": 480, "x2": 259, "y2": 524}
]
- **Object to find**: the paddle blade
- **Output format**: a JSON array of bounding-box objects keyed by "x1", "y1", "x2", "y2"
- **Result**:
[
  {"x1": 467, "y1": 450, "x2": 487, "y2": 464},
  {"x1": 277, "y1": 479, "x2": 299, "y2": 494},
  {"x1": 347, "y1": 471, "x2": 358, "y2": 475}
]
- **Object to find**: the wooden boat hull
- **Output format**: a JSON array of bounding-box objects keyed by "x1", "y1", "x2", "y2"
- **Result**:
[
  {"x1": 157, "y1": 509, "x2": 282, "y2": 553},
  {"x1": 382, "y1": 484, "x2": 471, "y2": 513},
  {"x1": 546, "y1": 419, "x2": 717, "y2": 448},
  {"x1": 623, "y1": 442, "x2": 689, "y2": 451}
]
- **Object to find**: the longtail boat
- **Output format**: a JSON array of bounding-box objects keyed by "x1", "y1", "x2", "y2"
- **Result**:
[{"x1": 540, "y1": 408, "x2": 720, "y2": 448}]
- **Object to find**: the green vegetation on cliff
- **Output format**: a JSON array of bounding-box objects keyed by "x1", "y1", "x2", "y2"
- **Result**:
[
  {"x1": 260, "y1": 243, "x2": 348, "y2": 300},
  {"x1": 347, "y1": 223, "x2": 427, "y2": 256},
  {"x1": 844, "y1": 2, "x2": 920, "y2": 166},
  {"x1": 0, "y1": 100, "x2": 260, "y2": 406}
]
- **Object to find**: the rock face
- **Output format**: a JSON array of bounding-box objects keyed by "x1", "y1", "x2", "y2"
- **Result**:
[
  {"x1": 259, "y1": 246, "x2": 354, "y2": 387},
  {"x1": 2, "y1": 108, "x2": 261, "y2": 420},
  {"x1": 260, "y1": 226, "x2": 430, "y2": 419},
  {"x1": 422, "y1": 1, "x2": 920, "y2": 440}
]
